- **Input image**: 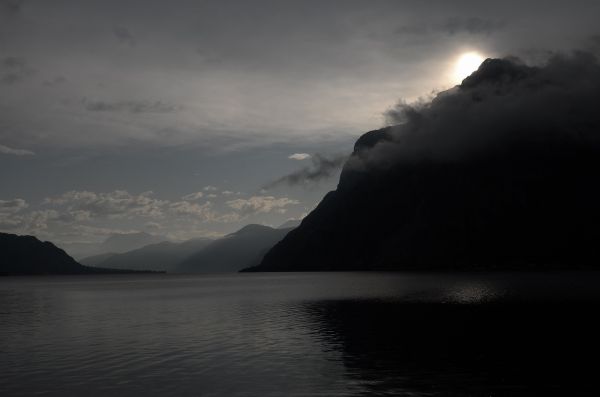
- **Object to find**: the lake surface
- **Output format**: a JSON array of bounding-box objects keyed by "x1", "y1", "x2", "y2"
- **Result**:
[{"x1": 2, "y1": 272, "x2": 600, "y2": 396}]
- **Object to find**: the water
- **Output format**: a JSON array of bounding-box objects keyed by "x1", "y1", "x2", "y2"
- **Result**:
[{"x1": 2, "y1": 272, "x2": 600, "y2": 396}]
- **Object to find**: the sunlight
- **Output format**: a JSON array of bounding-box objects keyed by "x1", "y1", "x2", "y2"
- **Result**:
[{"x1": 454, "y1": 52, "x2": 486, "y2": 83}]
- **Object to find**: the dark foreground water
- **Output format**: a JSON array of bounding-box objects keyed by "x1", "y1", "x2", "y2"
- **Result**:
[{"x1": 2, "y1": 272, "x2": 600, "y2": 396}]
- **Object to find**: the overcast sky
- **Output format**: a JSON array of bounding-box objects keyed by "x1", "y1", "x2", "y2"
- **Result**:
[{"x1": 1, "y1": 0, "x2": 599, "y2": 245}]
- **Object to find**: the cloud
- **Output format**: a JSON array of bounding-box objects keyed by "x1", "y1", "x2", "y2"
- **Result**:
[
  {"x1": 288, "y1": 153, "x2": 311, "y2": 160},
  {"x1": 226, "y1": 196, "x2": 299, "y2": 216},
  {"x1": 144, "y1": 221, "x2": 162, "y2": 230},
  {"x1": 349, "y1": 52, "x2": 600, "y2": 171},
  {"x1": 0, "y1": 199, "x2": 61, "y2": 235},
  {"x1": 0, "y1": 0, "x2": 23, "y2": 15},
  {"x1": 1, "y1": 188, "x2": 301, "y2": 243},
  {"x1": 0, "y1": 198, "x2": 28, "y2": 214},
  {"x1": 181, "y1": 191, "x2": 204, "y2": 201},
  {"x1": 1, "y1": 57, "x2": 34, "y2": 84},
  {"x1": 396, "y1": 16, "x2": 504, "y2": 37},
  {"x1": 45, "y1": 190, "x2": 166, "y2": 219},
  {"x1": 0, "y1": 209, "x2": 59, "y2": 234},
  {"x1": 167, "y1": 200, "x2": 218, "y2": 220},
  {"x1": 0, "y1": 144, "x2": 34, "y2": 156},
  {"x1": 438, "y1": 17, "x2": 505, "y2": 36},
  {"x1": 113, "y1": 25, "x2": 136, "y2": 47},
  {"x1": 266, "y1": 153, "x2": 347, "y2": 188},
  {"x1": 82, "y1": 99, "x2": 180, "y2": 114},
  {"x1": 221, "y1": 190, "x2": 234, "y2": 196},
  {"x1": 203, "y1": 185, "x2": 218, "y2": 191},
  {"x1": 43, "y1": 189, "x2": 242, "y2": 226},
  {"x1": 43, "y1": 76, "x2": 67, "y2": 87}
]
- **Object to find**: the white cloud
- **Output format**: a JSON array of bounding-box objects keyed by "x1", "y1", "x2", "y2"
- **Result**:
[
  {"x1": 203, "y1": 185, "x2": 218, "y2": 191},
  {"x1": 168, "y1": 201, "x2": 214, "y2": 219},
  {"x1": 144, "y1": 221, "x2": 162, "y2": 230},
  {"x1": 221, "y1": 190, "x2": 234, "y2": 195},
  {"x1": 226, "y1": 195, "x2": 299, "y2": 216},
  {"x1": 2, "y1": 189, "x2": 301, "y2": 244},
  {"x1": 181, "y1": 191, "x2": 204, "y2": 201},
  {"x1": 0, "y1": 209, "x2": 59, "y2": 235},
  {"x1": 0, "y1": 198, "x2": 28, "y2": 214},
  {"x1": 44, "y1": 190, "x2": 166, "y2": 219},
  {"x1": 0, "y1": 144, "x2": 34, "y2": 156},
  {"x1": 288, "y1": 153, "x2": 311, "y2": 160}
]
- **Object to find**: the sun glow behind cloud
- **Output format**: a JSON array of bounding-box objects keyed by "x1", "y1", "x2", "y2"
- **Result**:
[{"x1": 454, "y1": 52, "x2": 486, "y2": 83}]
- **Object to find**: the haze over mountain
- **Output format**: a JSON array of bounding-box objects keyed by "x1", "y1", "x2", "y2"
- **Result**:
[
  {"x1": 58, "y1": 232, "x2": 168, "y2": 260},
  {"x1": 176, "y1": 224, "x2": 294, "y2": 273},
  {"x1": 80, "y1": 237, "x2": 213, "y2": 272},
  {"x1": 277, "y1": 219, "x2": 302, "y2": 229},
  {"x1": 249, "y1": 53, "x2": 600, "y2": 272},
  {"x1": 0, "y1": 232, "x2": 152, "y2": 275}
]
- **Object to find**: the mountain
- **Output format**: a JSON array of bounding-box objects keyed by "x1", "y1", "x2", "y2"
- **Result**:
[
  {"x1": 58, "y1": 232, "x2": 168, "y2": 259},
  {"x1": 0, "y1": 233, "x2": 156, "y2": 275},
  {"x1": 82, "y1": 238, "x2": 213, "y2": 272},
  {"x1": 248, "y1": 55, "x2": 600, "y2": 272},
  {"x1": 100, "y1": 232, "x2": 167, "y2": 254},
  {"x1": 0, "y1": 232, "x2": 88, "y2": 275},
  {"x1": 78, "y1": 252, "x2": 117, "y2": 267},
  {"x1": 175, "y1": 224, "x2": 294, "y2": 273}
]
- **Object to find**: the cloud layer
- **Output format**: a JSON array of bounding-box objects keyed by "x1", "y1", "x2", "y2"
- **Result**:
[
  {"x1": 347, "y1": 52, "x2": 600, "y2": 172},
  {"x1": 0, "y1": 144, "x2": 34, "y2": 156},
  {"x1": 1, "y1": 189, "x2": 300, "y2": 243}
]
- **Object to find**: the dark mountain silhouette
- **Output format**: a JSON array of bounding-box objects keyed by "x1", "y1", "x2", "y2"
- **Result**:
[
  {"x1": 0, "y1": 233, "x2": 157, "y2": 275},
  {"x1": 175, "y1": 224, "x2": 294, "y2": 273},
  {"x1": 81, "y1": 238, "x2": 213, "y2": 272},
  {"x1": 249, "y1": 53, "x2": 600, "y2": 272}
]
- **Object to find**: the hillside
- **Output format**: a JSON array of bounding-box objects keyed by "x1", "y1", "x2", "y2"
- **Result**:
[
  {"x1": 176, "y1": 225, "x2": 293, "y2": 273},
  {"x1": 248, "y1": 54, "x2": 600, "y2": 272},
  {"x1": 82, "y1": 238, "x2": 213, "y2": 272}
]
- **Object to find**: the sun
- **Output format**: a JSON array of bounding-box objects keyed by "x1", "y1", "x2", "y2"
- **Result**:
[{"x1": 454, "y1": 52, "x2": 485, "y2": 83}]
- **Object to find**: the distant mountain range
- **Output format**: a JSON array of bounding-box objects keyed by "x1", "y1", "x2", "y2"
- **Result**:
[
  {"x1": 78, "y1": 223, "x2": 296, "y2": 273},
  {"x1": 0, "y1": 233, "x2": 157, "y2": 275},
  {"x1": 80, "y1": 238, "x2": 213, "y2": 272},
  {"x1": 175, "y1": 224, "x2": 294, "y2": 273},
  {"x1": 57, "y1": 232, "x2": 168, "y2": 260}
]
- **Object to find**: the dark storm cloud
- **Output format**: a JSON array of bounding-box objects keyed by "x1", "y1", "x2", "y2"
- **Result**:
[
  {"x1": 586, "y1": 35, "x2": 600, "y2": 54},
  {"x1": 113, "y1": 25, "x2": 136, "y2": 47},
  {"x1": 82, "y1": 99, "x2": 180, "y2": 114},
  {"x1": 439, "y1": 17, "x2": 505, "y2": 35},
  {"x1": 349, "y1": 52, "x2": 600, "y2": 170},
  {"x1": 43, "y1": 76, "x2": 67, "y2": 87},
  {"x1": 2, "y1": 0, "x2": 600, "y2": 151},
  {"x1": 266, "y1": 154, "x2": 347, "y2": 188},
  {"x1": 0, "y1": 0, "x2": 23, "y2": 15},
  {"x1": 1, "y1": 56, "x2": 34, "y2": 84},
  {"x1": 397, "y1": 16, "x2": 504, "y2": 37}
]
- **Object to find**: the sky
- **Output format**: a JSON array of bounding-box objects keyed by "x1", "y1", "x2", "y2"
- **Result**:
[{"x1": 1, "y1": 0, "x2": 600, "y2": 245}]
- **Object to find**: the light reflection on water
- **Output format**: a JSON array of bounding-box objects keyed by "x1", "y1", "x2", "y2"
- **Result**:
[{"x1": 1, "y1": 272, "x2": 600, "y2": 396}]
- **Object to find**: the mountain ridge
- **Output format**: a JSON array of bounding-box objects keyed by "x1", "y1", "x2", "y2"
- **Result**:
[{"x1": 247, "y1": 54, "x2": 600, "y2": 272}]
